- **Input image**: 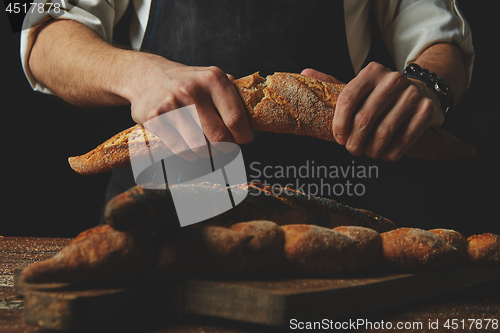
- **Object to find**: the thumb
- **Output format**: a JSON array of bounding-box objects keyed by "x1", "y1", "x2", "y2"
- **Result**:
[{"x1": 301, "y1": 68, "x2": 345, "y2": 85}]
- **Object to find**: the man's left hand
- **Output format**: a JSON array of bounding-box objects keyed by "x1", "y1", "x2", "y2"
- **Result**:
[{"x1": 302, "y1": 62, "x2": 444, "y2": 161}]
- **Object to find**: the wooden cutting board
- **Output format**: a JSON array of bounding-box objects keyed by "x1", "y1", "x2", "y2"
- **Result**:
[
  {"x1": 14, "y1": 268, "x2": 185, "y2": 332},
  {"x1": 14, "y1": 266, "x2": 500, "y2": 331}
]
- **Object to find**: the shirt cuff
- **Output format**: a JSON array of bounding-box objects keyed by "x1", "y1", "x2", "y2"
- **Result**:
[
  {"x1": 383, "y1": 0, "x2": 474, "y2": 88},
  {"x1": 20, "y1": 0, "x2": 117, "y2": 94}
]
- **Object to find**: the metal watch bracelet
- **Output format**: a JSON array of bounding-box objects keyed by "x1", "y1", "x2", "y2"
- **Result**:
[{"x1": 403, "y1": 63, "x2": 454, "y2": 114}]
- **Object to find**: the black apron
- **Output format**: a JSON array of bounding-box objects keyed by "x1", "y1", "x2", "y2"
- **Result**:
[{"x1": 101, "y1": 0, "x2": 380, "y2": 223}]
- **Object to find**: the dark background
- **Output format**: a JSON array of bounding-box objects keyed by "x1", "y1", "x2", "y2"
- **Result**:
[{"x1": 1, "y1": 1, "x2": 498, "y2": 238}]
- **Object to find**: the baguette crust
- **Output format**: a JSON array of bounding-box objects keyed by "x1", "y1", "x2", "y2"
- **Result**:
[
  {"x1": 428, "y1": 228, "x2": 468, "y2": 260},
  {"x1": 380, "y1": 227, "x2": 460, "y2": 272},
  {"x1": 68, "y1": 124, "x2": 166, "y2": 175},
  {"x1": 229, "y1": 221, "x2": 285, "y2": 275},
  {"x1": 333, "y1": 226, "x2": 382, "y2": 272},
  {"x1": 281, "y1": 224, "x2": 356, "y2": 276},
  {"x1": 467, "y1": 233, "x2": 500, "y2": 268},
  {"x1": 21, "y1": 226, "x2": 156, "y2": 283},
  {"x1": 172, "y1": 226, "x2": 254, "y2": 278},
  {"x1": 246, "y1": 73, "x2": 343, "y2": 141},
  {"x1": 68, "y1": 72, "x2": 476, "y2": 175}
]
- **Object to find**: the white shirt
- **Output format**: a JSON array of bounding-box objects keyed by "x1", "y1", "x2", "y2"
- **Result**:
[{"x1": 20, "y1": 0, "x2": 474, "y2": 95}]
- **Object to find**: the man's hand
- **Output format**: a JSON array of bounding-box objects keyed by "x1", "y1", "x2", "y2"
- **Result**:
[
  {"x1": 124, "y1": 55, "x2": 253, "y2": 161},
  {"x1": 302, "y1": 63, "x2": 444, "y2": 161},
  {"x1": 302, "y1": 43, "x2": 467, "y2": 162},
  {"x1": 28, "y1": 20, "x2": 253, "y2": 161}
]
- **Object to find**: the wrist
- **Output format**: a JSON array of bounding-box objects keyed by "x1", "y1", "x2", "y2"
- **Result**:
[
  {"x1": 114, "y1": 51, "x2": 182, "y2": 104},
  {"x1": 406, "y1": 77, "x2": 442, "y2": 110},
  {"x1": 107, "y1": 49, "x2": 149, "y2": 104},
  {"x1": 403, "y1": 63, "x2": 455, "y2": 115}
]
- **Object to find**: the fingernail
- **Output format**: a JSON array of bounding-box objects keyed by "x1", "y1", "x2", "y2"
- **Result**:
[{"x1": 335, "y1": 134, "x2": 345, "y2": 145}]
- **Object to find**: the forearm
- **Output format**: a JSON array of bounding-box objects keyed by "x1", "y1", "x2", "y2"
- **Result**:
[
  {"x1": 412, "y1": 42, "x2": 467, "y2": 105},
  {"x1": 28, "y1": 19, "x2": 149, "y2": 107},
  {"x1": 28, "y1": 18, "x2": 252, "y2": 146}
]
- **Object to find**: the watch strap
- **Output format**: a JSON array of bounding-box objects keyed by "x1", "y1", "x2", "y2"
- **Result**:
[{"x1": 403, "y1": 63, "x2": 454, "y2": 114}]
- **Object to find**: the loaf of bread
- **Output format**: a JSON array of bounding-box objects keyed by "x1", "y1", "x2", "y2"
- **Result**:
[
  {"x1": 428, "y1": 228, "x2": 468, "y2": 260},
  {"x1": 229, "y1": 221, "x2": 285, "y2": 275},
  {"x1": 21, "y1": 225, "x2": 156, "y2": 283},
  {"x1": 68, "y1": 73, "x2": 475, "y2": 175},
  {"x1": 22, "y1": 224, "x2": 255, "y2": 283},
  {"x1": 466, "y1": 233, "x2": 500, "y2": 269},
  {"x1": 22, "y1": 222, "x2": 354, "y2": 283},
  {"x1": 281, "y1": 224, "x2": 356, "y2": 276},
  {"x1": 165, "y1": 225, "x2": 254, "y2": 278},
  {"x1": 138, "y1": 225, "x2": 257, "y2": 279},
  {"x1": 380, "y1": 227, "x2": 461, "y2": 273},
  {"x1": 259, "y1": 184, "x2": 395, "y2": 232},
  {"x1": 64, "y1": 224, "x2": 114, "y2": 247},
  {"x1": 104, "y1": 182, "x2": 396, "y2": 233},
  {"x1": 21, "y1": 223, "x2": 499, "y2": 284},
  {"x1": 333, "y1": 226, "x2": 382, "y2": 272}
]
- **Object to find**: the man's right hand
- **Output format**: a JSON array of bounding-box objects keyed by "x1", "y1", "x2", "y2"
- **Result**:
[{"x1": 123, "y1": 55, "x2": 253, "y2": 161}]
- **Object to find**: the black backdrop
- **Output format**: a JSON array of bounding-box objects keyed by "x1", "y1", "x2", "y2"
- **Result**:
[{"x1": 1, "y1": 1, "x2": 498, "y2": 237}]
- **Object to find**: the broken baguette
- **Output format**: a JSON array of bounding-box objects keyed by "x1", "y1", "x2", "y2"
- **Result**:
[{"x1": 68, "y1": 72, "x2": 476, "y2": 175}]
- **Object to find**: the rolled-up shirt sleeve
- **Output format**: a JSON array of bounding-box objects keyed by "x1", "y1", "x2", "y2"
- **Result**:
[
  {"x1": 20, "y1": 0, "x2": 128, "y2": 94},
  {"x1": 375, "y1": 0, "x2": 474, "y2": 87}
]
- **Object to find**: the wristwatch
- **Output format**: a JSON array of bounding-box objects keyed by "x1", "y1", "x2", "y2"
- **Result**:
[{"x1": 403, "y1": 63, "x2": 455, "y2": 115}]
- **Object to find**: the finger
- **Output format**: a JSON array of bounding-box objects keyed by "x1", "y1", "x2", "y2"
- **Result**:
[
  {"x1": 167, "y1": 105, "x2": 213, "y2": 159},
  {"x1": 334, "y1": 80, "x2": 373, "y2": 146},
  {"x1": 380, "y1": 121, "x2": 418, "y2": 162},
  {"x1": 145, "y1": 115, "x2": 200, "y2": 162},
  {"x1": 226, "y1": 73, "x2": 236, "y2": 81},
  {"x1": 186, "y1": 97, "x2": 238, "y2": 155},
  {"x1": 205, "y1": 68, "x2": 254, "y2": 144},
  {"x1": 364, "y1": 87, "x2": 419, "y2": 159},
  {"x1": 211, "y1": 141, "x2": 236, "y2": 155},
  {"x1": 334, "y1": 63, "x2": 389, "y2": 146},
  {"x1": 381, "y1": 98, "x2": 438, "y2": 162},
  {"x1": 300, "y1": 68, "x2": 345, "y2": 84},
  {"x1": 344, "y1": 73, "x2": 408, "y2": 156}
]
